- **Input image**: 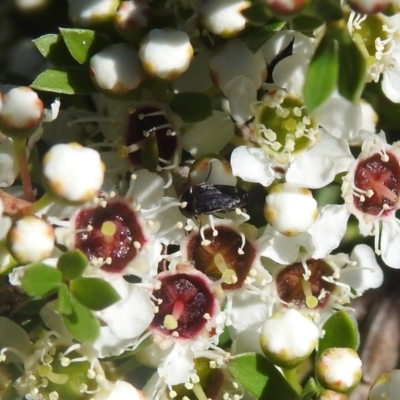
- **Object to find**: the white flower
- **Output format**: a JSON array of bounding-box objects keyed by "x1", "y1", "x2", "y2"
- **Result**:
[{"x1": 341, "y1": 133, "x2": 400, "y2": 268}]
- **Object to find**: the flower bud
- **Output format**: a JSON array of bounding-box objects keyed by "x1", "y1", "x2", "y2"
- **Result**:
[
  {"x1": 264, "y1": 183, "x2": 318, "y2": 236},
  {"x1": 68, "y1": 0, "x2": 120, "y2": 28},
  {"x1": 316, "y1": 348, "x2": 362, "y2": 393},
  {"x1": 199, "y1": 0, "x2": 251, "y2": 38},
  {"x1": 43, "y1": 143, "x2": 105, "y2": 204},
  {"x1": 264, "y1": 0, "x2": 307, "y2": 15},
  {"x1": 260, "y1": 309, "x2": 320, "y2": 368},
  {"x1": 368, "y1": 370, "x2": 400, "y2": 400},
  {"x1": 90, "y1": 43, "x2": 145, "y2": 96},
  {"x1": 8, "y1": 216, "x2": 55, "y2": 264},
  {"x1": 139, "y1": 28, "x2": 193, "y2": 80},
  {"x1": 347, "y1": 0, "x2": 390, "y2": 14},
  {"x1": 0, "y1": 86, "x2": 44, "y2": 139}
]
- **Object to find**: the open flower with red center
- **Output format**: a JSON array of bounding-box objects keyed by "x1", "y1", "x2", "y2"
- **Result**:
[
  {"x1": 148, "y1": 265, "x2": 225, "y2": 390},
  {"x1": 342, "y1": 132, "x2": 400, "y2": 268},
  {"x1": 57, "y1": 196, "x2": 161, "y2": 276},
  {"x1": 264, "y1": 244, "x2": 383, "y2": 321}
]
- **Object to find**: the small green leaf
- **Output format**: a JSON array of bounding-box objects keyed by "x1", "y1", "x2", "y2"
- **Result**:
[
  {"x1": 21, "y1": 263, "x2": 62, "y2": 298},
  {"x1": 299, "y1": 378, "x2": 319, "y2": 400},
  {"x1": 169, "y1": 92, "x2": 212, "y2": 123},
  {"x1": 292, "y1": 16, "x2": 324, "y2": 34},
  {"x1": 303, "y1": 33, "x2": 338, "y2": 114},
  {"x1": 337, "y1": 33, "x2": 366, "y2": 102},
  {"x1": 317, "y1": 310, "x2": 359, "y2": 359},
  {"x1": 57, "y1": 250, "x2": 88, "y2": 280},
  {"x1": 228, "y1": 353, "x2": 299, "y2": 400},
  {"x1": 63, "y1": 295, "x2": 100, "y2": 343},
  {"x1": 59, "y1": 28, "x2": 111, "y2": 65},
  {"x1": 57, "y1": 283, "x2": 73, "y2": 315},
  {"x1": 70, "y1": 277, "x2": 120, "y2": 311},
  {"x1": 141, "y1": 133, "x2": 159, "y2": 173},
  {"x1": 32, "y1": 34, "x2": 78, "y2": 67},
  {"x1": 30, "y1": 67, "x2": 96, "y2": 94}
]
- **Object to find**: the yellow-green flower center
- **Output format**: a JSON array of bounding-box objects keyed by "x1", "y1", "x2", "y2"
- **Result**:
[{"x1": 253, "y1": 90, "x2": 318, "y2": 164}]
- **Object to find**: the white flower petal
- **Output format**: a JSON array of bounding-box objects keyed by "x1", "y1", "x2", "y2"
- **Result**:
[
  {"x1": 287, "y1": 132, "x2": 353, "y2": 188},
  {"x1": 259, "y1": 225, "x2": 313, "y2": 264},
  {"x1": 272, "y1": 54, "x2": 308, "y2": 93},
  {"x1": 182, "y1": 111, "x2": 234, "y2": 157},
  {"x1": 231, "y1": 146, "x2": 275, "y2": 186},
  {"x1": 317, "y1": 96, "x2": 362, "y2": 140},
  {"x1": 96, "y1": 278, "x2": 154, "y2": 340},
  {"x1": 0, "y1": 316, "x2": 31, "y2": 362},
  {"x1": 107, "y1": 381, "x2": 143, "y2": 400},
  {"x1": 308, "y1": 205, "x2": 350, "y2": 259},
  {"x1": 229, "y1": 291, "x2": 273, "y2": 334},
  {"x1": 223, "y1": 75, "x2": 256, "y2": 124},
  {"x1": 340, "y1": 244, "x2": 383, "y2": 291},
  {"x1": 381, "y1": 218, "x2": 400, "y2": 269},
  {"x1": 158, "y1": 344, "x2": 195, "y2": 386}
]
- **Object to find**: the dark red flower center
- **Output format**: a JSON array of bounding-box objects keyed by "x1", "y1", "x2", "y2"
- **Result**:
[
  {"x1": 353, "y1": 152, "x2": 400, "y2": 216},
  {"x1": 74, "y1": 199, "x2": 146, "y2": 273},
  {"x1": 151, "y1": 273, "x2": 215, "y2": 339},
  {"x1": 276, "y1": 259, "x2": 335, "y2": 309},
  {"x1": 186, "y1": 226, "x2": 256, "y2": 291},
  {"x1": 126, "y1": 105, "x2": 177, "y2": 167}
]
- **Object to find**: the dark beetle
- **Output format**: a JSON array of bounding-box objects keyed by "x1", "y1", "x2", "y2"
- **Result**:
[{"x1": 180, "y1": 183, "x2": 249, "y2": 218}]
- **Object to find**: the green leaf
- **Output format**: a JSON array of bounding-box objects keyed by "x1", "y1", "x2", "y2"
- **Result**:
[
  {"x1": 59, "y1": 28, "x2": 111, "y2": 65},
  {"x1": 241, "y1": 4, "x2": 273, "y2": 26},
  {"x1": 303, "y1": 33, "x2": 338, "y2": 114},
  {"x1": 169, "y1": 92, "x2": 212, "y2": 123},
  {"x1": 57, "y1": 283, "x2": 73, "y2": 315},
  {"x1": 317, "y1": 310, "x2": 359, "y2": 360},
  {"x1": 20, "y1": 263, "x2": 62, "y2": 297},
  {"x1": 228, "y1": 353, "x2": 299, "y2": 400},
  {"x1": 62, "y1": 295, "x2": 100, "y2": 343},
  {"x1": 30, "y1": 67, "x2": 96, "y2": 94},
  {"x1": 142, "y1": 133, "x2": 159, "y2": 173},
  {"x1": 312, "y1": 0, "x2": 343, "y2": 21},
  {"x1": 57, "y1": 250, "x2": 88, "y2": 280},
  {"x1": 70, "y1": 277, "x2": 120, "y2": 311},
  {"x1": 337, "y1": 33, "x2": 366, "y2": 102},
  {"x1": 32, "y1": 34, "x2": 78, "y2": 67},
  {"x1": 299, "y1": 378, "x2": 319, "y2": 400}
]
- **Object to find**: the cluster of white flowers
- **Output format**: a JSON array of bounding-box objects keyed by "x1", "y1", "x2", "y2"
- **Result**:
[{"x1": 2, "y1": 0, "x2": 400, "y2": 399}]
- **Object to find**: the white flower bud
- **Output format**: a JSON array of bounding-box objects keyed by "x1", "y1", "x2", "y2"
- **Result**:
[
  {"x1": 260, "y1": 309, "x2": 320, "y2": 368},
  {"x1": 43, "y1": 143, "x2": 105, "y2": 203},
  {"x1": 90, "y1": 43, "x2": 145, "y2": 95},
  {"x1": 68, "y1": 0, "x2": 120, "y2": 27},
  {"x1": 265, "y1": 0, "x2": 306, "y2": 15},
  {"x1": 8, "y1": 216, "x2": 55, "y2": 264},
  {"x1": 139, "y1": 28, "x2": 193, "y2": 80},
  {"x1": 368, "y1": 370, "x2": 400, "y2": 400},
  {"x1": 347, "y1": 0, "x2": 390, "y2": 14},
  {"x1": 264, "y1": 183, "x2": 318, "y2": 236},
  {"x1": 0, "y1": 86, "x2": 44, "y2": 138},
  {"x1": 199, "y1": 0, "x2": 250, "y2": 38},
  {"x1": 316, "y1": 348, "x2": 362, "y2": 393}
]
